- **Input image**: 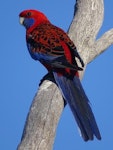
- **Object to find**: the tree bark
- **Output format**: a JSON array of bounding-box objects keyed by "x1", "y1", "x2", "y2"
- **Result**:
[{"x1": 17, "y1": 0, "x2": 113, "y2": 150}]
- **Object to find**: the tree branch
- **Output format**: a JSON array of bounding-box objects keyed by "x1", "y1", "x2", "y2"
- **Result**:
[
  {"x1": 17, "y1": 79, "x2": 64, "y2": 150},
  {"x1": 88, "y1": 28, "x2": 113, "y2": 63},
  {"x1": 68, "y1": 0, "x2": 104, "y2": 64},
  {"x1": 17, "y1": 0, "x2": 112, "y2": 150}
]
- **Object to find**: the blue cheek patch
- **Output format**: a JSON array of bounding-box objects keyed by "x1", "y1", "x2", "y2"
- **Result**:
[{"x1": 24, "y1": 18, "x2": 35, "y2": 29}]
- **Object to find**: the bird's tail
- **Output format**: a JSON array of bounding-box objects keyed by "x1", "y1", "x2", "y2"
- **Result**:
[{"x1": 53, "y1": 72, "x2": 101, "y2": 141}]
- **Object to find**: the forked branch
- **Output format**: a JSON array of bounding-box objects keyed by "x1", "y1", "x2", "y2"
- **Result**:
[{"x1": 17, "y1": 0, "x2": 113, "y2": 150}]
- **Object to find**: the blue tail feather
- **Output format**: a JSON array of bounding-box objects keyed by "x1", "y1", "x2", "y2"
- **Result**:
[{"x1": 53, "y1": 72, "x2": 101, "y2": 141}]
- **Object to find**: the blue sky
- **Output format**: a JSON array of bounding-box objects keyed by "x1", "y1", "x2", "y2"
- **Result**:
[{"x1": 0, "y1": 0, "x2": 113, "y2": 149}]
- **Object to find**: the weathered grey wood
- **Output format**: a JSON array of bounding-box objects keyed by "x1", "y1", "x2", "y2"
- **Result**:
[
  {"x1": 17, "y1": 80, "x2": 64, "y2": 150},
  {"x1": 17, "y1": 0, "x2": 113, "y2": 150},
  {"x1": 69, "y1": 0, "x2": 104, "y2": 64},
  {"x1": 88, "y1": 29, "x2": 113, "y2": 63}
]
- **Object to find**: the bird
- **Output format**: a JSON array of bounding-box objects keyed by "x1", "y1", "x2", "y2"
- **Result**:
[{"x1": 19, "y1": 9, "x2": 101, "y2": 141}]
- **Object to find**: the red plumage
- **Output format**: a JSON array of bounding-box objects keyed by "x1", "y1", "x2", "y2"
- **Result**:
[
  {"x1": 19, "y1": 10, "x2": 84, "y2": 74},
  {"x1": 19, "y1": 9, "x2": 101, "y2": 141}
]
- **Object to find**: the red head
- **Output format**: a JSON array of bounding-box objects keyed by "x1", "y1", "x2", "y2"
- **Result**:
[{"x1": 19, "y1": 9, "x2": 50, "y2": 30}]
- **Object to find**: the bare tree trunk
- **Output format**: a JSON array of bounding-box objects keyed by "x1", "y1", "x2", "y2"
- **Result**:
[{"x1": 17, "y1": 0, "x2": 113, "y2": 150}]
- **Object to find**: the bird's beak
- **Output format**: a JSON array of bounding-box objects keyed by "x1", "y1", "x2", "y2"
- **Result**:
[{"x1": 19, "y1": 17, "x2": 25, "y2": 25}]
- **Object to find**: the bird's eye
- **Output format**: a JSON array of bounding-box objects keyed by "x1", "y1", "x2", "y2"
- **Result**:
[{"x1": 26, "y1": 12, "x2": 31, "y2": 17}]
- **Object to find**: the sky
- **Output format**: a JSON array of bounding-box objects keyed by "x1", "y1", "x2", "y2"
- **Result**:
[{"x1": 0, "y1": 0, "x2": 113, "y2": 150}]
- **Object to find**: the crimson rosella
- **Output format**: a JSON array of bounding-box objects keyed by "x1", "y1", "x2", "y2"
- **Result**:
[{"x1": 19, "y1": 9, "x2": 101, "y2": 141}]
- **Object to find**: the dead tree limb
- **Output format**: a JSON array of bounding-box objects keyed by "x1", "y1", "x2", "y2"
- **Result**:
[{"x1": 17, "y1": 0, "x2": 113, "y2": 150}]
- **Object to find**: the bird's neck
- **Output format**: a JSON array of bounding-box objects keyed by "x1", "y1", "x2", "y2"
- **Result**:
[{"x1": 26, "y1": 20, "x2": 50, "y2": 33}]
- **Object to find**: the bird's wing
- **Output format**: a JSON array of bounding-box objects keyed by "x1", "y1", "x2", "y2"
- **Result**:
[{"x1": 26, "y1": 23, "x2": 84, "y2": 71}]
